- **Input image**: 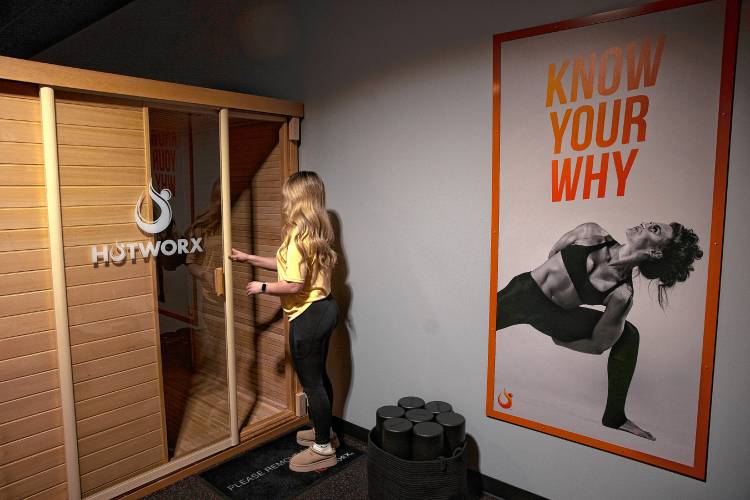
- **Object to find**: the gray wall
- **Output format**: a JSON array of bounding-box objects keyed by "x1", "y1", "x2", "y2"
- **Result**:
[{"x1": 38, "y1": 1, "x2": 750, "y2": 498}]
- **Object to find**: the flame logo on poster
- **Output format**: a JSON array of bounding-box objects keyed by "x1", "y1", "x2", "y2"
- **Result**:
[
  {"x1": 498, "y1": 387, "x2": 513, "y2": 410},
  {"x1": 90, "y1": 181, "x2": 203, "y2": 264}
]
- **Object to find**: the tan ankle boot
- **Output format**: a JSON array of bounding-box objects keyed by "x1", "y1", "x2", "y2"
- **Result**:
[
  {"x1": 289, "y1": 446, "x2": 337, "y2": 472},
  {"x1": 296, "y1": 428, "x2": 340, "y2": 448}
]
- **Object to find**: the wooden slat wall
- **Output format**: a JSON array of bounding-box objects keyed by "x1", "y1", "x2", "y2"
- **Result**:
[
  {"x1": 228, "y1": 121, "x2": 289, "y2": 421},
  {"x1": 0, "y1": 85, "x2": 68, "y2": 500},
  {"x1": 57, "y1": 98, "x2": 167, "y2": 495}
]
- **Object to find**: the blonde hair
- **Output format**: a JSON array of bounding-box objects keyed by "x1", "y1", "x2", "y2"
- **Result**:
[
  {"x1": 280, "y1": 171, "x2": 337, "y2": 283},
  {"x1": 187, "y1": 179, "x2": 221, "y2": 239}
]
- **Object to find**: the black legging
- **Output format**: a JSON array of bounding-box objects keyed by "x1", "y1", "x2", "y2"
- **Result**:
[
  {"x1": 289, "y1": 296, "x2": 339, "y2": 444},
  {"x1": 496, "y1": 273, "x2": 639, "y2": 428}
]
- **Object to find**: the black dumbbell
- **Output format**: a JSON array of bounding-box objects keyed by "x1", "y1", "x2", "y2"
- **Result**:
[
  {"x1": 424, "y1": 401, "x2": 452, "y2": 418},
  {"x1": 397, "y1": 396, "x2": 425, "y2": 411},
  {"x1": 382, "y1": 417, "x2": 412, "y2": 459},
  {"x1": 405, "y1": 408, "x2": 433, "y2": 425},
  {"x1": 411, "y1": 421, "x2": 444, "y2": 461},
  {"x1": 376, "y1": 405, "x2": 405, "y2": 446},
  {"x1": 436, "y1": 411, "x2": 465, "y2": 457}
]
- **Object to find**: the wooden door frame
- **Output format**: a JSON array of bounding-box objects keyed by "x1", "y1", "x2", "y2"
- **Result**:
[{"x1": 0, "y1": 56, "x2": 303, "y2": 117}]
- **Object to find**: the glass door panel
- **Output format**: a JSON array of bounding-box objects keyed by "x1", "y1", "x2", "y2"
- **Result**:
[
  {"x1": 148, "y1": 108, "x2": 230, "y2": 458},
  {"x1": 227, "y1": 116, "x2": 291, "y2": 433}
]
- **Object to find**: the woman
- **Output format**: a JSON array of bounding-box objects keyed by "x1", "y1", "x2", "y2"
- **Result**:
[
  {"x1": 185, "y1": 180, "x2": 226, "y2": 374},
  {"x1": 497, "y1": 221, "x2": 702, "y2": 440},
  {"x1": 231, "y1": 171, "x2": 340, "y2": 472},
  {"x1": 186, "y1": 180, "x2": 222, "y2": 298}
]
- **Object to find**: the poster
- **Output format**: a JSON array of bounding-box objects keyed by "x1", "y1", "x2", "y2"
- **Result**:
[{"x1": 486, "y1": 0, "x2": 739, "y2": 479}]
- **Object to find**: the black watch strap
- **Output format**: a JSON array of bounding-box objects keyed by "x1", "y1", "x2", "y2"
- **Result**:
[{"x1": 261, "y1": 282, "x2": 267, "y2": 293}]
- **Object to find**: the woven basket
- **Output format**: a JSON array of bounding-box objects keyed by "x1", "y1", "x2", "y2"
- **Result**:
[{"x1": 367, "y1": 428, "x2": 468, "y2": 500}]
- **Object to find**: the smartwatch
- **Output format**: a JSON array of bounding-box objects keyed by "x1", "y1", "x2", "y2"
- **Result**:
[{"x1": 261, "y1": 282, "x2": 267, "y2": 293}]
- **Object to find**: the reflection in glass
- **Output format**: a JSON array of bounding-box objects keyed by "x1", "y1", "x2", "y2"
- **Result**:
[{"x1": 149, "y1": 110, "x2": 229, "y2": 458}]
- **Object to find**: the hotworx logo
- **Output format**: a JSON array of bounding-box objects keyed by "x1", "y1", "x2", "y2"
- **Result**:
[
  {"x1": 498, "y1": 387, "x2": 513, "y2": 410},
  {"x1": 134, "y1": 182, "x2": 173, "y2": 234},
  {"x1": 91, "y1": 181, "x2": 203, "y2": 264}
]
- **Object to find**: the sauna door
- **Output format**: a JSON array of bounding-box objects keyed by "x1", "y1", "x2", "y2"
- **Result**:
[
  {"x1": 148, "y1": 109, "x2": 232, "y2": 459},
  {"x1": 148, "y1": 109, "x2": 294, "y2": 457},
  {"x1": 226, "y1": 114, "x2": 292, "y2": 436}
]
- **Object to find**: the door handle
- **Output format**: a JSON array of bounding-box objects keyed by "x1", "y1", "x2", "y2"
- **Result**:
[{"x1": 214, "y1": 267, "x2": 225, "y2": 296}]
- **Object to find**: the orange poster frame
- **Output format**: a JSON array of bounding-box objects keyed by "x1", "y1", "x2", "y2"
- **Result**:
[{"x1": 486, "y1": 0, "x2": 740, "y2": 480}]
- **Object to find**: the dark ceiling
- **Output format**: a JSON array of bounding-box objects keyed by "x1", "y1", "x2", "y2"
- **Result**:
[{"x1": 0, "y1": 0, "x2": 135, "y2": 58}]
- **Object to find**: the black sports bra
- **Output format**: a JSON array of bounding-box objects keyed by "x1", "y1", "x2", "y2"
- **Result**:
[{"x1": 560, "y1": 237, "x2": 631, "y2": 305}]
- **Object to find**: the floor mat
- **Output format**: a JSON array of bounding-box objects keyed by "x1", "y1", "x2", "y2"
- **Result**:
[{"x1": 200, "y1": 431, "x2": 363, "y2": 499}]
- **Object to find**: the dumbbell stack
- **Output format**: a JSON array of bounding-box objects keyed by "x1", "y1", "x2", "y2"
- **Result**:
[{"x1": 375, "y1": 396, "x2": 465, "y2": 461}]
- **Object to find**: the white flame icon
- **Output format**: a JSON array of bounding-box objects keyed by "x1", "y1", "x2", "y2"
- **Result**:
[
  {"x1": 135, "y1": 181, "x2": 173, "y2": 235},
  {"x1": 109, "y1": 241, "x2": 126, "y2": 262}
]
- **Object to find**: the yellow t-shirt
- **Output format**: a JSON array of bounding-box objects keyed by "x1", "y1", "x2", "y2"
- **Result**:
[{"x1": 276, "y1": 227, "x2": 331, "y2": 320}]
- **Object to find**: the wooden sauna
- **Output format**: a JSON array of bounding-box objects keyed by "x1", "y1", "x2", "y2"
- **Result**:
[{"x1": 0, "y1": 56, "x2": 307, "y2": 499}]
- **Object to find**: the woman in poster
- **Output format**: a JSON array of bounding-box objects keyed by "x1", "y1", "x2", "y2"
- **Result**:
[{"x1": 496, "y1": 221, "x2": 702, "y2": 439}]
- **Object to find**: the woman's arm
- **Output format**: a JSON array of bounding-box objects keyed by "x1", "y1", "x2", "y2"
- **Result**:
[
  {"x1": 553, "y1": 284, "x2": 634, "y2": 354},
  {"x1": 547, "y1": 222, "x2": 606, "y2": 258},
  {"x1": 246, "y1": 280, "x2": 302, "y2": 296},
  {"x1": 230, "y1": 248, "x2": 277, "y2": 271}
]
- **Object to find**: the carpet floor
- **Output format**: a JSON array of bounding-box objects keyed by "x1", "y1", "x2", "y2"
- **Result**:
[{"x1": 143, "y1": 432, "x2": 500, "y2": 499}]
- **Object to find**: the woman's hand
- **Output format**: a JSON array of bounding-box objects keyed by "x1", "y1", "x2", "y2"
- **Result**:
[
  {"x1": 246, "y1": 280, "x2": 303, "y2": 296},
  {"x1": 246, "y1": 281, "x2": 264, "y2": 295},
  {"x1": 558, "y1": 282, "x2": 633, "y2": 355},
  {"x1": 547, "y1": 222, "x2": 607, "y2": 259},
  {"x1": 231, "y1": 250, "x2": 278, "y2": 271},
  {"x1": 230, "y1": 248, "x2": 249, "y2": 263}
]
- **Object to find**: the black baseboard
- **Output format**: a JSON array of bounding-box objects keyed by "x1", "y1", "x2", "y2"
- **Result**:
[
  {"x1": 333, "y1": 416, "x2": 369, "y2": 442},
  {"x1": 332, "y1": 416, "x2": 547, "y2": 500}
]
